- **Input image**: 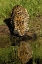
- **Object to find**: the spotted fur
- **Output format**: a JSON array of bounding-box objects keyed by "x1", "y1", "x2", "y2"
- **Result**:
[{"x1": 11, "y1": 5, "x2": 29, "y2": 36}]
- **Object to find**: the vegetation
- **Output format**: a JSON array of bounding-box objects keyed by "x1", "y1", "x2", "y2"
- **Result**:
[
  {"x1": 0, "y1": 0, "x2": 42, "y2": 25},
  {"x1": 0, "y1": 0, "x2": 42, "y2": 64}
]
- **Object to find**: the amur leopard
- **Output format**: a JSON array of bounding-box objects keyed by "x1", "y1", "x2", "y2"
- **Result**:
[{"x1": 11, "y1": 5, "x2": 29, "y2": 36}]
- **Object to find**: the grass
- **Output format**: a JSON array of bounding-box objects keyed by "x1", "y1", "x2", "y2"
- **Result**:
[
  {"x1": 0, "y1": 0, "x2": 42, "y2": 25},
  {"x1": 0, "y1": 0, "x2": 42, "y2": 64},
  {"x1": 0, "y1": 46, "x2": 21, "y2": 64},
  {"x1": 0, "y1": 35, "x2": 11, "y2": 47}
]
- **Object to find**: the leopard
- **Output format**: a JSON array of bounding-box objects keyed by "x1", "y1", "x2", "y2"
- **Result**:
[{"x1": 11, "y1": 5, "x2": 29, "y2": 36}]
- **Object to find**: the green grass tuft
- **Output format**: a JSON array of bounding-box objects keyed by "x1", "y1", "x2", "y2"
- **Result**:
[{"x1": 0, "y1": 0, "x2": 42, "y2": 25}]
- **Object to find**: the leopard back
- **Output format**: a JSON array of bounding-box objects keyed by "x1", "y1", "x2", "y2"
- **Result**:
[{"x1": 11, "y1": 5, "x2": 29, "y2": 36}]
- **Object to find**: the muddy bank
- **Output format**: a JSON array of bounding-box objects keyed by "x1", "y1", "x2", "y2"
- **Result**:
[{"x1": 0, "y1": 25, "x2": 11, "y2": 47}]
